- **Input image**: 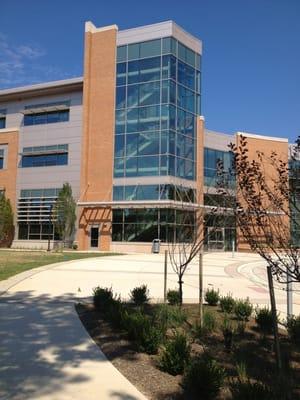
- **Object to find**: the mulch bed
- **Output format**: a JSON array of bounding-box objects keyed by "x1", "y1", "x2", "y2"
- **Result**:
[{"x1": 76, "y1": 303, "x2": 300, "y2": 400}]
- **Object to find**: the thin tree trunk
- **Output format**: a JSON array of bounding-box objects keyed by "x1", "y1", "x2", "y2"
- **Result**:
[
  {"x1": 267, "y1": 265, "x2": 282, "y2": 371},
  {"x1": 178, "y1": 276, "x2": 183, "y2": 306},
  {"x1": 199, "y1": 251, "x2": 203, "y2": 327}
]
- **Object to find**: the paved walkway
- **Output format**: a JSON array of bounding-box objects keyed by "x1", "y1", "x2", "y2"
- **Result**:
[{"x1": 1, "y1": 252, "x2": 300, "y2": 399}]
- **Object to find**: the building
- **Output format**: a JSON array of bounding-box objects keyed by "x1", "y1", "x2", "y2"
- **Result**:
[{"x1": 0, "y1": 21, "x2": 289, "y2": 252}]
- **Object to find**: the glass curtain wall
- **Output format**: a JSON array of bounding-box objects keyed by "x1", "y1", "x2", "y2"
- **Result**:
[
  {"x1": 113, "y1": 37, "x2": 201, "y2": 242},
  {"x1": 114, "y1": 37, "x2": 201, "y2": 180}
]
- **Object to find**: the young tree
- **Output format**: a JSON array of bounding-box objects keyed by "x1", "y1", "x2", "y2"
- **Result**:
[
  {"x1": 0, "y1": 193, "x2": 14, "y2": 247},
  {"x1": 53, "y1": 183, "x2": 76, "y2": 246},
  {"x1": 168, "y1": 186, "x2": 233, "y2": 307},
  {"x1": 217, "y1": 134, "x2": 300, "y2": 371}
]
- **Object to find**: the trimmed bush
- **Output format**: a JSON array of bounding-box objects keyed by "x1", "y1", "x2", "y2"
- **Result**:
[
  {"x1": 183, "y1": 354, "x2": 226, "y2": 400},
  {"x1": 167, "y1": 289, "x2": 181, "y2": 305},
  {"x1": 154, "y1": 304, "x2": 187, "y2": 332},
  {"x1": 107, "y1": 297, "x2": 127, "y2": 328},
  {"x1": 230, "y1": 378, "x2": 274, "y2": 400},
  {"x1": 234, "y1": 298, "x2": 253, "y2": 321},
  {"x1": 126, "y1": 310, "x2": 163, "y2": 354},
  {"x1": 205, "y1": 288, "x2": 219, "y2": 306},
  {"x1": 286, "y1": 315, "x2": 300, "y2": 344},
  {"x1": 255, "y1": 307, "x2": 274, "y2": 336},
  {"x1": 130, "y1": 284, "x2": 150, "y2": 306},
  {"x1": 220, "y1": 293, "x2": 235, "y2": 313},
  {"x1": 159, "y1": 331, "x2": 190, "y2": 375},
  {"x1": 93, "y1": 286, "x2": 114, "y2": 313}
]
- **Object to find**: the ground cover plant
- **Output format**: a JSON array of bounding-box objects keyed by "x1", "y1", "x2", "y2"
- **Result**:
[{"x1": 76, "y1": 286, "x2": 300, "y2": 400}]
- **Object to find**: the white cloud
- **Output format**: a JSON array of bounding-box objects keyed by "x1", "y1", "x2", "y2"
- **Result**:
[{"x1": 0, "y1": 33, "x2": 75, "y2": 88}]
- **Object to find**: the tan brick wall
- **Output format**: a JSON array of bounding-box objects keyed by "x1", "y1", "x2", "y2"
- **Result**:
[
  {"x1": 0, "y1": 129, "x2": 19, "y2": 213},
  {"x1": 236, "y1": 134, "x2": 289, "y2": 251},
  {"x1": 77, "y1": 25, "x2": 117, "y2": 251}
]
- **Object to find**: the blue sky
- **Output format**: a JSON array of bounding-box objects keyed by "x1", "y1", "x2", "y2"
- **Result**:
[{"x1": 1, "y1": 0, "x2": 299, "y2": 141}]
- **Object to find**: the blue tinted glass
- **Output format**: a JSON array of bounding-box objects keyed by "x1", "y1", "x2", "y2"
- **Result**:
[
  {"x1": 139, "y1": 81, "x2": 160, "y2": 106},
  {"x1": 162, "y1": 80, "x2": 176, "y2": 104},
  {"x1": 186, "y1": 47, "x2": 195, "y2": 67},
  {"x1": 24, "y1": 111, "x2": 69, "y2": 126},
  {"x1": 178, "y1": 61, "x2": 195, "y2": 90},
  {"x1": 196, "y1": 54, "x2": 201, "y2": 70},
  {"x1": 161, "y1": 105, "x2": 176, "y2": 130},
  {"x1": 113, "y1": 186, "x2": 124, "y2": 201},
  {"x1": 126, "y1": 134, "x2": 138, "y2": 157},
  {"x1": 140, "y1": 39, "x2": 161, "y2": 58},
  {"x1": 128, "y1": 43, "x2": 139, "y2": 60},
  {"x1": 117, "y1": 46, "x2": 127, "y2": 62},
  {"x1": 114, "y1": 157, "x2": 124, "y2": 177},
  {"x1": 161, "y1": 131, "x2": 175, "y2": 155},
  {"x1": 128, "y1": 60, "x2": 140, "y2": 84},
  {"x1": 21, "y1": 153, "x2": 68, "y2": 167},
  {"x1": 0, "y1": 157, "x2": 3, "y2": 169},
  {"x1": 162, "y1": 55, "x2": 176, "y2": 80},
  {"x1": 0, "y1": 118, "x2": 5, "y2": 129},
  {"x1": 138, "y1": 132, "x2": 159, "y2": 155},
  {"x1": 116, "y1": 86, "x2": 126, "y2": 109},
  {"x1": 162, "y1": 37, "x2": 171, "y2": 54},
  {"x1": 139, "y1": 57, "x2": 161, "y2": 83},
  {"x1": 117, "y1": 63, "x2": 126, "y2": 86},
  {"x1": 178, "y1": 42, "x2": 186, "y2": 62},
  {"x1": 126, "y1": 108, "x2": 138, "y2": 133},
  {"x1": 127, "y1": 84, "x2": 139, "y2": 108},
  {"x1": 138, "y1": 156, "x2": 159, "y2": 176},
  {"x1": 114, "y1": 135, "x2": 125, "y2": 157},
  {"x1": 139, "y1": 105, "x2": 160, "y2": 132},
  {"x1": 125, "y1": 157, "x2": 138, "y2": 176},
  {"x1": 115, "y1": 110, "x2": 125, "y2": 134},
  {"x1": 178, "y1": 85, "x2": 195, "y2": 113}
]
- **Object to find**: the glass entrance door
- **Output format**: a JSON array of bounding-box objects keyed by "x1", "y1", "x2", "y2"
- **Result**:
[
  {"x1": 208, "y1": 227, "x2": 224, "y2": 251},
  {"x1": 90, "y1": 226, "x2": 99, "y2": 248}
]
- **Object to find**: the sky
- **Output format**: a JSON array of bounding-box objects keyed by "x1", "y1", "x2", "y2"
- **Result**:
[{"x1": 0, "y1": 0, "x2": 299, "y2": 141}]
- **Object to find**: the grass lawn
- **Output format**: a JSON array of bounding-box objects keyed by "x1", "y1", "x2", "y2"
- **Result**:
[{"x1": 0, "y1": 250, "x2": 118, "y2": 281}]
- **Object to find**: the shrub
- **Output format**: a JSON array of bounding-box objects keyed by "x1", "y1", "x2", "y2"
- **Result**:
[
  {"x1": 93, "y1": 286, "x2": 114, "y2": 313},
  {"x1": 183, "y1": 354, "x2": 226, "y2": 400},
  {"x1": 286, "y1": 315, "x2": 300, "y2": 344},
  {"x1": 220, "y1": 293, "x2": 235, "y2": 313},
  {"x1": 159, "y1": 331, "x2": 190, "y2": 375},
  {"x1": 255, "y1": 307, "x2": 274, "y2": 336},
  {"x1": 154, "y1": 304, "x2": 187, "y2": 332},
  {"x1": 167, "y1": 289, "x2": 181, "y2": 305},
  {"x1": 234, "y1": 298, "x2": 253, "y2": 321},
  {"x1": 222, "y1": 316, "x2": 234, "y2": 352},
  {"x1": 236, "y1": 321, "x2": 246, "y2": 336},
  {"x1": 230, "y1": 378, "x2": 274, "y2": 400},
  {"x1": 106, "y1": 297, "x2": 126, "y2": 328},
  {"x1": 130, "y1": 284, "x2": 150, "y2": 306},
  {"x1": 193, "y1": 309, "x2": 217, "y2": 338},
  {"x1": 205, "y1": 288, "x2": 219, "y2": 306},
  {"x1": 126, "y1": 310, "x2": 163, "y2": 354}
]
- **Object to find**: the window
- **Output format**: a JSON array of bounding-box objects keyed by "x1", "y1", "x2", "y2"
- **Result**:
[
  {"x1": 21, "y1": 145, "x2": 68, "y2": 168},
  {"x1": 0, "y1": 117, "x2": 5, "y2": 129},
  {"x1": 24, "y1": 110, "x2": 69, "y2": 126},
  {"x1": 0, "y1": 149, "x2": 4, "y2": 169}
]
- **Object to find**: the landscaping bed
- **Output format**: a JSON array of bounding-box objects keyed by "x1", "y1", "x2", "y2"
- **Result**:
[{"x1": 77, "y1": 286, "x2": 300, "y2": 400}]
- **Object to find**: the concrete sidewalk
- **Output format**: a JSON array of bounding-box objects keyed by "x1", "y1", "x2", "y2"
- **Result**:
[{"x1": 0, "y1": 258, "x2": 147, "y2": 400}]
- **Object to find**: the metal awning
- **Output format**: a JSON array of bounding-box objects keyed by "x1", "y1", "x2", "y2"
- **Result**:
[
  {"x1": 77, "y1": 200, "x2": 201, "y2": 210},
  {"x1": 22, "y1": 104, "x2": 69, "y2": 115}
]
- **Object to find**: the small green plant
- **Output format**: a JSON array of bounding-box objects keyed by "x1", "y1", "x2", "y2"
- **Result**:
[
  {"x1": 236, "y1": 361, "x2": 248, "y2": 382},
  {"x1": 255, "y1": 307, "x2": 274, "y2": 337},
  {"x1": 230, "y1": 378, "x2": 274, "y2": 400},
  {"x1": 222, "y1": 315, "x2": 234, "y2": 352},
  {"x1": 93, "y1": 286, "x2": 114, "y2": 313},
  {"x1": 167, "y1": 289, "x2": 181, "y2": 305},
  {"x1": 286, "y1": 314, "x2": 300, "y2": 344},
  {"x1": 106, "y1": 297, "x2": 126, "y2": 328},
  {"x1": 130, "y1": 284, "x2": 150, "y2": 306},
  {"x1": 205, "y1": 287, "x2": 220, "y2": 306},
  {"x1": 234, "y1": 298, "x2": 253, "y2": 321},
  {"x1": 159, "y1": 331, "x2": 190, "y2": 375},
  {"x1": 183, "y1": 353, "x2": 226, "y2": 400},
  {"x1": 154, "y1": 304, "x2": 187, "y2": 332},
  {"x1": 236, "y1": 321, "x2": 246, "y2": 336},
  {"x1": 125, "y1": 310, "x2": 163, "y2": 354},
  {"x1": 220, "y1": 293, "x2": 236, "y2": 313},
  {"x1": 193, "y1": 309, "x2": 217, "y2": 338}
]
